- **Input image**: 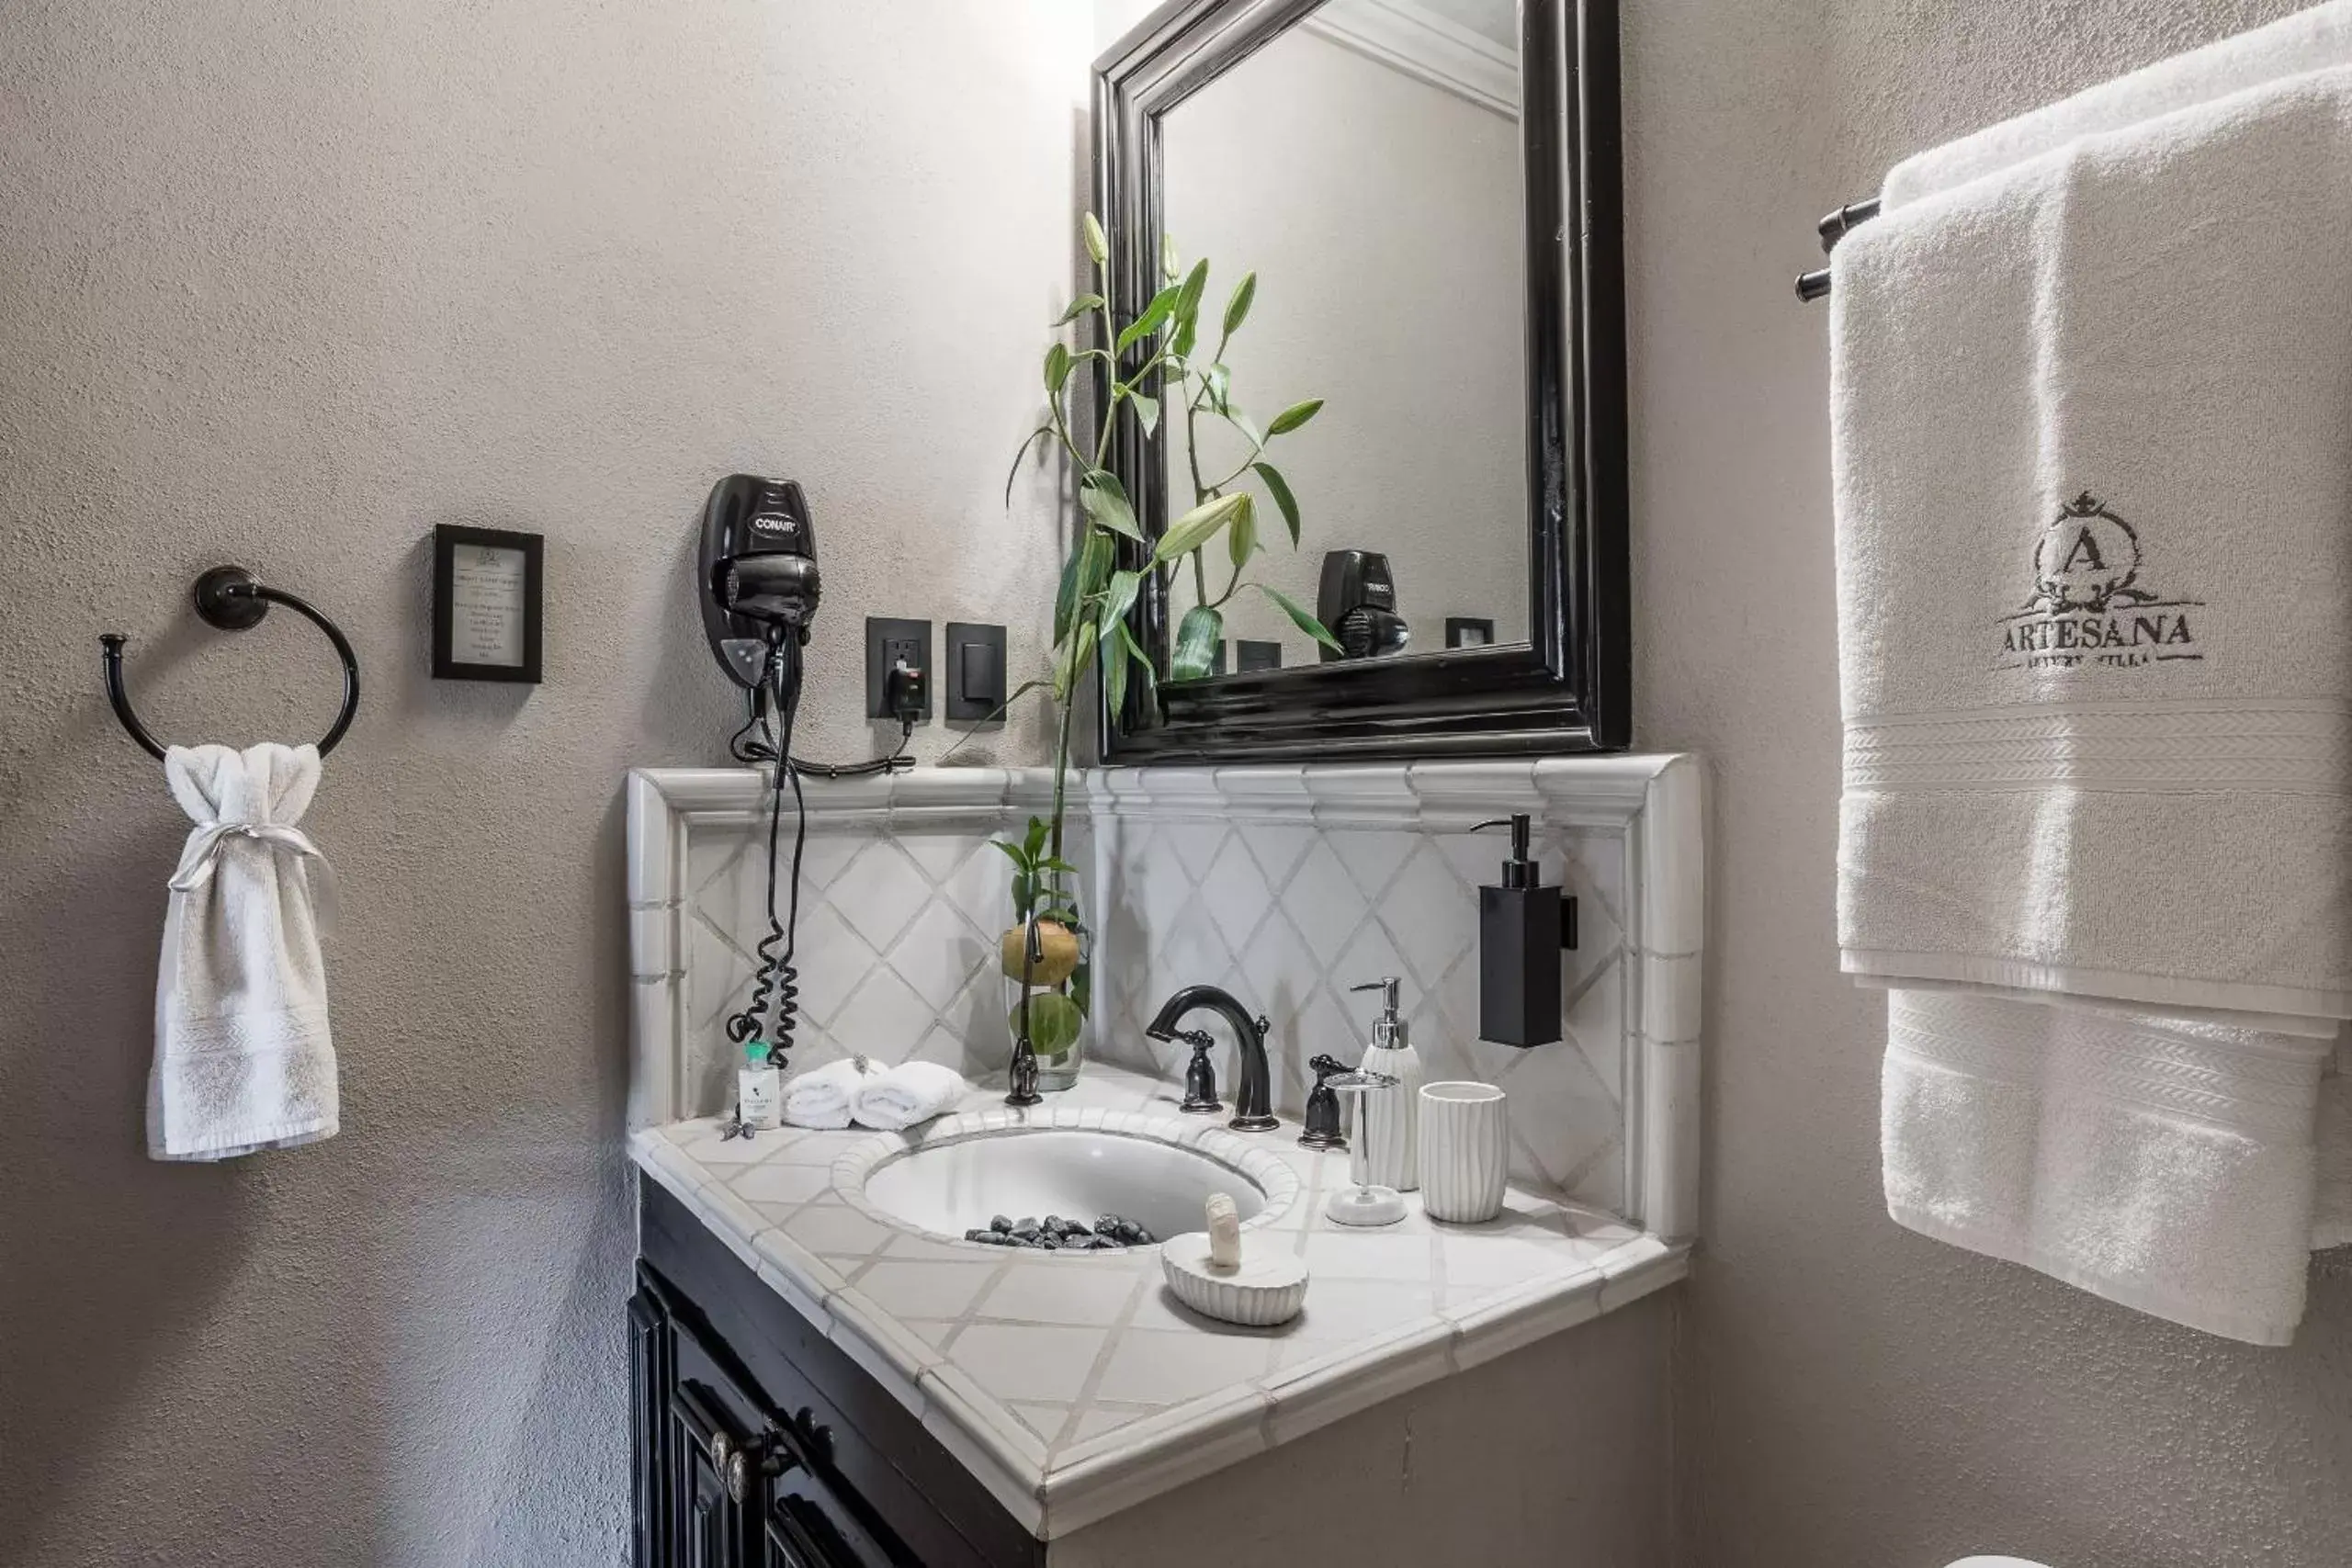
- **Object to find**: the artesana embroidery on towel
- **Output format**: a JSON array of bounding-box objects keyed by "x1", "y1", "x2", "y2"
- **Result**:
[{"x1": 1996, "y1": 491, "x2": 2204, "y2": 670}]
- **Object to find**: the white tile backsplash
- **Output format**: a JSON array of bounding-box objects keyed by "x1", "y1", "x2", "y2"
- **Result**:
[
  {"x1": 639, "y1": 756, "x2": 1702, "y2": 1233},
  {"x1": 1091, "y1": 793, "x2": 1635, "y2": 1208}
]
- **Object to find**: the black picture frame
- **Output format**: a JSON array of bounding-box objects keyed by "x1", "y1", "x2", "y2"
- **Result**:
[
  {"x1": 1091, "y1": 0, "x2": 1628, "y2": 762},
  {"x1": 432, "y1": 525, "x2": 543, "y2": 683}
]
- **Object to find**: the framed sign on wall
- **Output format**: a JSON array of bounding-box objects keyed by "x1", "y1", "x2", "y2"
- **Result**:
[{"x1": 432, "y1": 525, "x2": 543, "y2": 683}]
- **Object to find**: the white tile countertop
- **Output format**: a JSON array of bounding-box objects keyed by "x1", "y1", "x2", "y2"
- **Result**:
[{"x1": 630, "y1": 1062, "x2": 1688, "y2": 1540}]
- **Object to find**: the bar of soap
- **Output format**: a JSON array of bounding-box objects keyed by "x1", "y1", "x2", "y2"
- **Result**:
[{"x1": 1205, "y1": 1192, "x2": 1241, "y2": 1272}]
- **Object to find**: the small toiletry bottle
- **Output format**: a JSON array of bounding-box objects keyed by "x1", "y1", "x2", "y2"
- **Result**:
[
  {"x1": 739, "y1": 1041, "x2": 781, "y2": 1131},
  {"x1": 1349, "y1": 977, "x2": 1424, "y2": 1191}
]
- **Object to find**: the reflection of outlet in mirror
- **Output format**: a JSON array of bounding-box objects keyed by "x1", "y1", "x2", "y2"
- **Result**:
[
  {"x1": 944, "y1": 622, "x2": 1007, "y2": 723},
  {"x1": 864, "y1": 616, "x2": 932, "y2": 720}
]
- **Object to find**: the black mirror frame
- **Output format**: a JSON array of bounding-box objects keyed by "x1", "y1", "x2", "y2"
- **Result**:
[{"x1": 1091, "y1": 0, "x2": 1629, "y2": 764}]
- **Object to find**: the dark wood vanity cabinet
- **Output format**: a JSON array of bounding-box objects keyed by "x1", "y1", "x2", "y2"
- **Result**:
[{"x1": 630, "y1": 1184, "x2": 1046, "y2": 1568}]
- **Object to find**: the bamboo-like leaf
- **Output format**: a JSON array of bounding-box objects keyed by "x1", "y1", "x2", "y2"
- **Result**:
[
  {"x1": 1024, "y1": 816, "x2": 1051, "y2": 859},
  {"x1": 1250, "y1": 461, "x2": 1300, "y2": 546},
  {"x1": 1114, "y1": 285, "x2": 1181, "y2": 355},
  {"x1": 1224, "y1": 407, "x2": 1264, "y2": 451},
  {"x1": 1002, "y1": 424, "x2": 1053, "y2": 508},
  {"x1": 990, "y1": 838, "x2": 1035, "y2": 874},
  {"x1": 1170, "y1": 316, "x2": 1196, "y2": 360},
  {"x1": 1113, "y1": 617, "x2": 1159, "y2": 708},
  {"x1": 1130, "y1": 391, "x2": 1159, "y2": 438},
  {"x1": 1101, "y1": 568, "x2": 1143, "y2": 631},
  {"x1": 1257, "y1": 582, "x2": 1343, "y2": 651},
  {"x1": 1152, "y1": 491, "x2": 1249, "y2": 565},
  {"x1": 1083, "y1": 212, "x2": 1109, "y2": 267},
  {"x1": 1078, "y1": 477, "x2": 1144, "y2": 541},
  {"x1": 1079, "y1": 527, "x2": 1113, "y2": 597},
  {"x1": 1103, "y1": 617, "x2": 1130, "y2": 717},
  {"x1": 1054, "y1": 616, "x2": 1102, "y2": 702},
  {"x1": 1204, "y1": 363, "x2": 1230, "y2": 413},
  {"x1": 1222, "y1": 271, "x2": 1257, "y2": 336},
  {"x1": 1170, "y1": 604, "x2": 1223, "y2": 682},
  {"x1": 1052, "y1": 539, "x2": 1084, "y2": 643},
  {"x1": 1053, "y1": 292, "x2": 1106, "y2": 326},
  {"x1": 1057, "y1": 530, "x2": 1113, "y2": 642},
  {"x1": 1227, "y1": 494, "x2": 1258, "y2": 570},
  {"x1": 1266, "y1": 397, "x2": 1324, "y2": 435},
  {"x1": 1044, "y1": 342, "x2": 1071, "y2": 393}
]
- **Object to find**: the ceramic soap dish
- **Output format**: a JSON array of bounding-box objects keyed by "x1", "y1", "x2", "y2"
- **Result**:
[{"x1": 1159, "y1": 1232, "x2": 1308, "y2": 1326}]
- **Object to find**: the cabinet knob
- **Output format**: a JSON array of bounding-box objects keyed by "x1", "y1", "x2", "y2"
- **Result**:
[
  {"x1": 724, "y1": 1450, "x2": 749, "y2": 1506},
  {"x1": 709, "y1": 1431, "x2": 733, "y2": 1473}
]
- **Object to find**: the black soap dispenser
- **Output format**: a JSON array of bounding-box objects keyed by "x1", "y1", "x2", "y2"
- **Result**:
[{"x1": 1473, "y1": 815, "x2": 1577, "y2": 1047}]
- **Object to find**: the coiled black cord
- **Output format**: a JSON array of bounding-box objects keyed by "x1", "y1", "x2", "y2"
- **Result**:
[{"x1": 724, "y1": 636, "x2": 808, "y2": 1066}]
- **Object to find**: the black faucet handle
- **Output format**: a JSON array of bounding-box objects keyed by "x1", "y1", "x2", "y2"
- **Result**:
[
  {"x1": 1178, "y1": 1029, "x2": 1222, "y2": 1115},
  {"x1": 1299, "y1": 1054, "x2": 1351, "y2": 1150}
]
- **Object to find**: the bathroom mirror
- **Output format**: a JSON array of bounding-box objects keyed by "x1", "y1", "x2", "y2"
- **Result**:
[{"x1": 1095, "y1": 0, "x2": 1627, "y2": 761}]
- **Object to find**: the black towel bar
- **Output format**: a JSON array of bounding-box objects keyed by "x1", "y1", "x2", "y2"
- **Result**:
[{"x1": 99, "y1": 565, "x2": 361, "y2": 761}]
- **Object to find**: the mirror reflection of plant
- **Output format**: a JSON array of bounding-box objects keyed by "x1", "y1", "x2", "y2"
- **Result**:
[{"x1": 1159, "y1": 243, "x2": 1340, "y2": 682}]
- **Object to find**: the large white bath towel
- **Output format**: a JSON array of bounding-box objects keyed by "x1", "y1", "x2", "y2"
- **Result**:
[
  {"x1": 1882, "y1": 1, "x2": 2352, "y2": 209},
  {"x1": 1832, "y1": 62, "x2": 2352, "y2": 1026},
  {"x1": 148, "y1": 743, "x2": 338, "y2": 1161},
  {"x1": 1883, "y1": 990, "x2": 2335, "y2": 1345}
]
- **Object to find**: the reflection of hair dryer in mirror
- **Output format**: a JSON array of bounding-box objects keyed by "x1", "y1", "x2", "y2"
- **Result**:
[
  {"x1": 699, "y1": 475, "x2": 821, "y2": 688},
  {"x1": 1316, "y1": 549, "x2": 1410, "y2": 662}
]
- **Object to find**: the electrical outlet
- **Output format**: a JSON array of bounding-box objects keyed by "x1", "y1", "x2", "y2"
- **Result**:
[{"x1": 864, "y1": 617, "x2": 933, "y2": 720}]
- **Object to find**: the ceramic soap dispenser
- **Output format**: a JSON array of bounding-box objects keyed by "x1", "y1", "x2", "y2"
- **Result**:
[{"x1": 1348, "y1": 977, "x2": 1424, "y2": 1190}]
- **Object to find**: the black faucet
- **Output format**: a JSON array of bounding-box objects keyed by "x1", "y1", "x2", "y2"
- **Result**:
[{"x1": 1145, "y1": 986, "x2": 1278, "y2": 1132}]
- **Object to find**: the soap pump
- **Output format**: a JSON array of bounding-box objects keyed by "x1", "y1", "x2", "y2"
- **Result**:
[
  {"x1": 1347, "y1": 977, "x2": 1425, "y2": 1191},
  {"x1": 738, "y1": 1039, "x2": 782, "y2": 1131},
  {"x1": 1472, "y1": 815, "x2": 1577, "y2": 1047}
]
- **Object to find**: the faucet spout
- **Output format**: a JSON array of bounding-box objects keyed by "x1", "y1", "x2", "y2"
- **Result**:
[{"x1": 1146, "y1": 985, "x2": 1278, "y2": 1132}]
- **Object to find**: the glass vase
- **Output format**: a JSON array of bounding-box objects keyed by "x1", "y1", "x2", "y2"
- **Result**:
[{"x1": 1000, "y1": 897, "x2": 1091, "y2": 1093}]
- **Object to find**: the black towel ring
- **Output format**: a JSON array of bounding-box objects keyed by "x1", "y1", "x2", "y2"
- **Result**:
[{"x1": 99, "y1": 565, "x2": 362, "y2": 761}]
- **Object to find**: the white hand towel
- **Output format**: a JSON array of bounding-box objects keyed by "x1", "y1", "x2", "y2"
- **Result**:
[
  {"x1": 849, "y1": 1062, "x2": 968, "y2": 1132},
  {"x1": 1883, "y1": 1, "x2": 2352, "y2": 208},
  {"x1": 1833, "y1": 62, "x2": 2352, "y2": 1026},
  {"x1": 781, "y1": 1057, "x2": 871, "y2": 1131},
  {"x1": 148, "y1": 743, "x2": 337, "y2": 1161},
  {"x1": 1883, "y1": 990, "x2": 2335, "y2": 1345}
]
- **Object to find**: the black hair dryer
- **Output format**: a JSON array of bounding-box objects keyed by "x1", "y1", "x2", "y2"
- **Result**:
[
  {"x1": 1317, "y1": 549, "x2": 1409, "y2": 662},
  {"x1": 700, "y1": 475, "x2": 820, "y2": 687}
]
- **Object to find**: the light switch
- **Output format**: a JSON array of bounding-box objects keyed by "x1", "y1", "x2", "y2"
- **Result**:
[{"x1": 944, "y1": 622, "x2": 1007, "y2": 722}]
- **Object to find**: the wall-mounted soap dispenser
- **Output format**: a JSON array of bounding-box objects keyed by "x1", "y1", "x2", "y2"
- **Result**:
[{"x1": 1473, "y1": 815, "x2": 1577, "y2": 1047}]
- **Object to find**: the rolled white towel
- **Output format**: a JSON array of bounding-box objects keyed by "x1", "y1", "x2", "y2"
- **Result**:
[
  {"x1": 850, "y1": 1062, "x2": 969, "y2": 1132},
  {"x1": 781, "y1": 1058, "x2": 871, "y2": 1131}
]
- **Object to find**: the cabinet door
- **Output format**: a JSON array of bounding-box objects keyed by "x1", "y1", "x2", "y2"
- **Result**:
[
  {"x1": 628, "y1": 1285, "x2": 671, "y2": 1568},
  {"x1": 669, "y1": 1377, "x2": 755, "y2": 1568}
]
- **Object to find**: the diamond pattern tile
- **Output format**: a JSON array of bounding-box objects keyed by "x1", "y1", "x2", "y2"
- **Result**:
[
  {"x1": 835, "y1": 840, "x2": 933, "y2": 951},
  {"x1": 1102, "y1": 815, "x2": 1634, "y2": 1206},
  {"x1": 685, "y1": 823, "x2": 1054, "y2": 1085},
  {"x1": 682, "y1": 791, "x2": 1638, "y2": 1208}
]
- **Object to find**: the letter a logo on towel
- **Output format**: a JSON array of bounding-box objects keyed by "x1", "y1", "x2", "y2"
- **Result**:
[{"x1": 1995, "y1": 491, "x2": 2205, "y2": 671}]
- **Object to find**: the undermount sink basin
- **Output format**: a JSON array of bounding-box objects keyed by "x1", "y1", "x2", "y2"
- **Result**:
[{"x1": 846, "y1": 1113, "x2": 1296, "y2": 1245}]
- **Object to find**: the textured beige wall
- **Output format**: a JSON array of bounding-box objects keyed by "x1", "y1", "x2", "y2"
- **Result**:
[
  {"x1": 0, "y1": 3, "x2": 1081, "y2": 1562},
  {"x1": 1625, "y1": 0, "x2": 2352, "y2": 1562}
]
